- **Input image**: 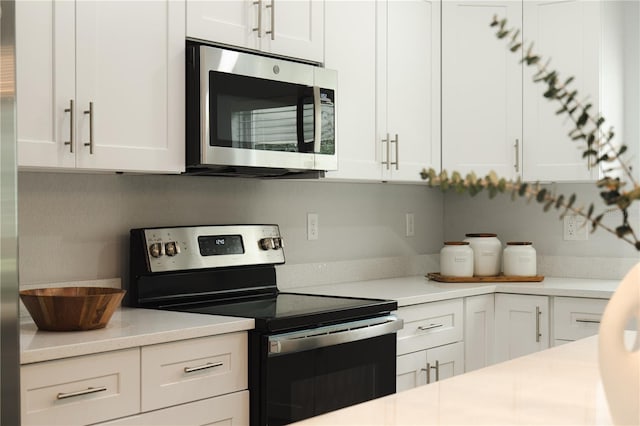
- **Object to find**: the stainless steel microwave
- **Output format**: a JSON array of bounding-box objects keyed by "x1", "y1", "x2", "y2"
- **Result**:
[{"x1": 186, "y1": 42, "x2": 337, "y2": 177}]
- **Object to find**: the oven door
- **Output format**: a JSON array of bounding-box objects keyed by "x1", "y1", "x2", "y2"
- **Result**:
[
  {"x1": 251, "y1": 315, "x2": 402, "y2": 426},
  {"x1": 193, "y1": 44, "x2": 337, "y2": 172}
]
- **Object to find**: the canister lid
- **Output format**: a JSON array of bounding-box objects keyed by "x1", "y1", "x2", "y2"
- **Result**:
[
  {"x1": 465, "y1": 233, "x2": 497, "y2": 238},
  {"x1": 506, "y1": 241, "x2": 533, "y2": 245},
  {"x1": 443, "y1": 241, "x2": 470, "y2": 245}
]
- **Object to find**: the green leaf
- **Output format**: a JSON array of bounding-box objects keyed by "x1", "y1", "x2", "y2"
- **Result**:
[
  {"x1": 518, "y1": 183, "x2": 528, "y2": 197},
  {"x1": 567, "y1": 194, "x2": 576, "y2": 209},
  {"x1": 582, "y1": 149, "x2": 598, "y2": 158},
  {"x1": 577, "y1": 112, "x2": 589, "y2": 128},
  {"x1": 555, "y1": 194, "x2": 565, "y2": 209},
  {"x1": 510, "y1": 43, "x2": 522, "y2": 52},
  {"x1": 536, "y1": 188, "x2": 547, "y2": 203},
  {"x1": 616, "y1": 225, "x2": 632, "y2": 237},
  {"x1": 596, "y1": 117, "x2": 605, "y2": 128},
  {"x1": 592, "y1": 214, "x2": 604, "y2": 232},
  {"x1": 587, "y1": 203, "x2": 594, "y2": 219},
  {"x1": 543, "y1": 199, "x2": 554, "y2": 212}
]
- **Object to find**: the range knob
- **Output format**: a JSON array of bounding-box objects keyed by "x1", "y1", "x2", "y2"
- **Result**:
[
  {"x1": 273, "y1": 237, "x2": 283, "y2": 249},
  {"x1": 165, "y1": 241, "x2": 179, "y2": 256},
  {"x1": 149, "y1": 242, "x2": 163, "y2": 258},
  {"x1": 259, "y1": 238, "x2": 274, "y2": 250}
]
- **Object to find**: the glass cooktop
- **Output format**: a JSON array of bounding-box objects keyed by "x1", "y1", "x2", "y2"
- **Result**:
[{"x1": 166, "y1": 292, "x2": 397, "y2": 333}]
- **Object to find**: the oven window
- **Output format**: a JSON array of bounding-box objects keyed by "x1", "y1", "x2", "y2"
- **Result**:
[
  {"x1": 264, "y1": 334, "x2": 396, "y2": 426},
  {"x1": 210, "y1": 72, "x2": 317, "y2": 154}
]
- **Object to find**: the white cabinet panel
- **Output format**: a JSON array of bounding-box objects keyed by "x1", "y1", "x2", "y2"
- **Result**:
[
  {"x1": 21, "y1": 349, "x2": 140, "y2": 426},
  {"x1": 495, "y1": 294, "x2": 549, "y2": 363},
  {"x1": 553, "y1": 297, "x2": 608, "y2": 342},
  {"x1": 17, "y1": 0, "x2": 185, "y2": 173},
  {"x1": 97, "y1": 391, "x2": 249, "y2": 426},
  {"x1": 442, "y1": 0, "x2": 522, "y2": 179},
  {"x1": 396, "y1": 350, "x2": 427, "y2": 392},
  {"x1": 141, "y1": 333, "x2": 248, "y2": 411},
  {"x1": 464, "y1": 294, "x2": 495, "y2": 372},
  {"x1": 426, "y1": 341, "x2": 465, "y2": 382}
]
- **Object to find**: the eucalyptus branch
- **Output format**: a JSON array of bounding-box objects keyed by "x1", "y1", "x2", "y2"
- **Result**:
[
  {"x1": 490, "y1": 16, "x2": 638, "y2": 187},
  {"x1": 420, "y1": 168, "x2": 640, "y2": 250}
]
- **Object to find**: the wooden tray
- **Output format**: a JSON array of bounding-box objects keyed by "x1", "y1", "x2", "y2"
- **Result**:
[{"x1": 426, "y1": 272, "x2": 544, "y2": 283}]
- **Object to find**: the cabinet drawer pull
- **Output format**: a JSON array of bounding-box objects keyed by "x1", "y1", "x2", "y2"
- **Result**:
[
  {"x1": 418, "y1": 323, "x2": 443, "y2": 332},
  {"x1": 514, "y1": 138, "x2": 520, "y2": 173},
  {"x1": 83, "y1": 102, "x2": 94, "y2": 154},
  {"x1": 184, "y1": 361, "x2": 223, "y2": 374},
  {"x1": 57, "y1": 386, "x2": 107, "y2": 400},
  {"x1": 382, "y1": 133, "x2": 390, "y2": 169},
  {"x1": 576, "y1": 318, "x2": 601, "y2": 324},
  {"x1": 424, "y1": 360, "x2": 440, "y2": 384},
  {"x1": 64, "y1": 99, "x2": 74, "y2": 153}
]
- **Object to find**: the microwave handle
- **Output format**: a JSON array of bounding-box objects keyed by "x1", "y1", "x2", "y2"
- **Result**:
[{"x1": 313, "y1": 86, "x2": 322, "y2": 153}]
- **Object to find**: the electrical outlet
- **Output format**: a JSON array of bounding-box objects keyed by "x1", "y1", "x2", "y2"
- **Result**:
[
  {"x1": 563, "y1": 214, "x2": 589, "y2": 241},
  {"x1": 405, "y1": 213, "x2": 415, "y2": 237},
  {"x1": 307, "y1": 213, "x2": 319, "y2": 240}
]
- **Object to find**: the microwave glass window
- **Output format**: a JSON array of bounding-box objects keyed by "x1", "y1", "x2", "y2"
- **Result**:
[{"x1": 209, "y1": 72, "x2": 334, "y2": 155}]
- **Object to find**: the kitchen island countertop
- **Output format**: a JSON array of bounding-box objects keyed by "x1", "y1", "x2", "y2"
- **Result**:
[
  {"x1": 20, "y1": 307, "x2": 254, "y2": 364},
  {"x1": 293, "y1": 333, "x2": 619, "y2": 425},
  {"x1": 296, "y1": 275, "x2": 620, "y2": 306}
]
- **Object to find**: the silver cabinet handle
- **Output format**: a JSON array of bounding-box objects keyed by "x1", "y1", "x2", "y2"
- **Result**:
[
  {"x1": 64, "y1": 99, "x2": 74, "y2": 153},
  {"x1": 382, "y1": 133, "x2": 390, "y2": 169},
  {"x1": 418, "y1": 323, "x2": 443, "y2": 332},
  {"x1": 424, "y1": 360, "x2": 440, "y2": 384},
  {"x1": 390, "y1": 134, "x2": 399, "y2": 170},
  {"x1": 514, "y1": 138, "x2": 520, "y2": 173},
  {"x1": 184, "y1": 361, "x2": 223, "y2": 374},
  {"x1": 265, "y1": 0, "x2": 275, "y2": 40},
  {"x1": 83, "y1": 102, "x2": 94, "y2": 154},
  {"x1": 535, "y1": 306, "x2": 542, "y2": 343},
  {"x1": 576, "y1": 319, "x2": 601, "y2": 324},
  {"x1": 253, "y1": 0, "x2": 262, "y2": 37},
  {"x1": 57, "y1": 386, "x2": 107, "y2": 400}
]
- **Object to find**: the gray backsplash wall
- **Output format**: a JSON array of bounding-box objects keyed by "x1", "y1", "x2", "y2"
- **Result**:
[{"x1": 18, "y1": 172, "x2": 444, "y2": 285}]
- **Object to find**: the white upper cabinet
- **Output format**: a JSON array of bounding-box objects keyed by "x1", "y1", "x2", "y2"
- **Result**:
[
  {"x1": 186, "y1": 0, "x2": 323, "y2": 63},
  {"x1": 16, "y1": 0, "x2": 185, "y2": 173},
  {"x1": 522, "y1": 0, "x2": 619, "y2": 182},
  {"x1": 325, "y1": 0, "x2": 440, "y2": 182},
  {"x1": 442, "y1": 0, "x2": 522, "y2": 180}
]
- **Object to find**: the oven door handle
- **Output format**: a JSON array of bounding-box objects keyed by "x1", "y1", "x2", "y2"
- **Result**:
[
  {"x1": 268, "y1": 315, "x2": 403, "y2": 356},
  {"x1": 313, "y1": 86, "x2": 322, "y2": 153}
]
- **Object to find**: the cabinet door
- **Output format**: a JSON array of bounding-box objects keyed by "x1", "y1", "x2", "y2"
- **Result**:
[
  {"x1": 553, "y1": 296, "x2": 608, "y2": 343},
  {"x1": 186, "y1": 1, "x2": 259, "y2": 51},
  {"x1": 324, "y1": 1, "x2": 380, "y2": 181},
  {"x1": 16, "y1": 0, "x2": 76, "y2": 168},
  {"x1": 75, "y1": 0, "x2": 184, "y2": 173},
  {"x1": 382, "y1": 0, "x2": 441, "y2": 182},
  {"x1": 96, "y1": 391, "x2": 249, "y2": 426},
  {"x1": 494, "y1": 294, "x2": 549, "y2": 363},
  {"x1": 522, "y1": 1, "x2": 600, "y2": 181},
  {"x1": 262, "y1": 0, "x2": 324, "y2": 63},
  {"x1": 396, "y1": 350, "x2": 427, "y2": 392},
  {"x1": 426, "y1": 341, "x2": 464, "y2": 383},
  {"x1": 442, "y1": 0, "x2": 522, "y2": 179},
  {"x1": 464, "y1": 294, "x2": 495, "y2": 372}
]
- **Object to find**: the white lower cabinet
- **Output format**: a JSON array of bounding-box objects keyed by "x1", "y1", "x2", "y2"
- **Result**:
[
  {"x1": 464, "y1": 294, "x2": 495, "y2": 372},
  {"x1": 20, "y1": 332, "x2": 248, "y2": 426},
  {"x1": 395, "y1": 298, "x2": 464, "y2": 391},
  {"x1": 96, "y1": 391, "x2": 249, "y2": 426},
  {"x1": 495, "y1": 294, "x2": 550, "y2": 363},
  {"x1": 553, "y1": 297, "x2": 608, "y2": 345}
]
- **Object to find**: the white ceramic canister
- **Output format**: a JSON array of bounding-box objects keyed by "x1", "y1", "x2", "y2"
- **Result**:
[
  {"x1": 503, "y1": 241, "x2": 537, "y2": 276},
  {"x1": 440, "y1": 242, "x2": 474, "y2": 277},
  {"x1": 463, "y1": 233, "x2": 502, "y2": 276}
]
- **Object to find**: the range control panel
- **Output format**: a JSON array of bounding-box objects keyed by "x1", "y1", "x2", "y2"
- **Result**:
[{"x1": 139, "y1": 225, "x2": 285, "y2": 273}]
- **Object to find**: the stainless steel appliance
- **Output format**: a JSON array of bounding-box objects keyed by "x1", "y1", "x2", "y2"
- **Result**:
[
  {"x1": 186, "y1": 42, "x2": 337, "y2": 177},
  {"x1": 0, "y1": 1, "x2": 22, "y2": 423},
  {"x1": 127, "y1": 225, "x2": 401, "y2": 426}
]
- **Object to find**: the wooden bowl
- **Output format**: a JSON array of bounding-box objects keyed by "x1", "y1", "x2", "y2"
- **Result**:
[{"x1": 19, "y1": 287, "x2": 126, "y2": 331}]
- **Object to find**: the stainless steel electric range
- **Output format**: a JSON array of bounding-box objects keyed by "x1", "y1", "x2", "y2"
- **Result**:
[{"x1": 127, "y1": 224, "x2": 402, "y2": 426}]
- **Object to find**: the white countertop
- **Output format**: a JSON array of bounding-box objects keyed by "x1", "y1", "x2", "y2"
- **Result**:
[
  {"x1": 293, "y1": 334, "x2": 615, "y2": 425},
  {"x1": 297, "y1": 275, "x2": 620, "y2": 306},
  {"x1": 20, "y1": 307, "x2": 254, "y2": 364}
]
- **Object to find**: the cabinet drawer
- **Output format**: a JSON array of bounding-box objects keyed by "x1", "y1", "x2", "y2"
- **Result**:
[
  {"x1": 141, "y1": 332, "x2": 248, "y2": 411},
  {"x1": 96, "y1": 390, "x2": 249, "y2": 425},
  {"x1": 396, "y1": 299, "x2": 463, "y2": 355},
  {"x1": 554, "y1": 297, "x2": 608, "y2": 341},
  {"x1": 21, "y1": 348, "x2": 140, "y2": 426}
]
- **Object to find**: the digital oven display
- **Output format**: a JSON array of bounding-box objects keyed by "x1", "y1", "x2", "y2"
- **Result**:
[{"x1": 198, "y1": 235, "x2": 245, "y2": 256}]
